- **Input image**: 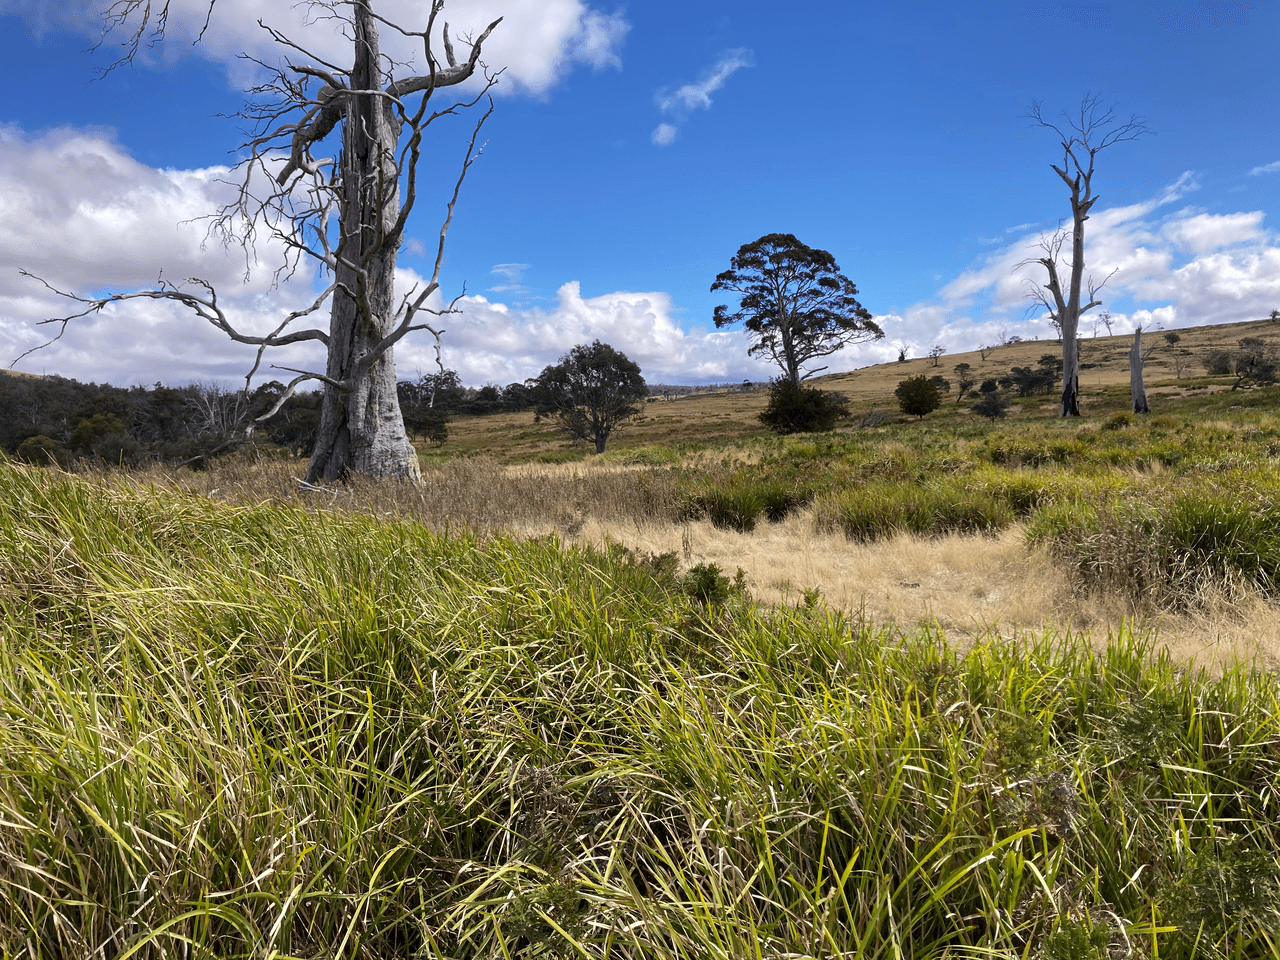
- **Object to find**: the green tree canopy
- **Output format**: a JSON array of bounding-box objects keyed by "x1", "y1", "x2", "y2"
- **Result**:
[
  {"x1": 712, "y1": 233, "x2": 883, "y2": 386},
  {"x1": 894, "y1": 376, "x2": 942, "y2": 420},
  {"x1": 531, "y1": 341, "x2": 648, "y2": 454}
]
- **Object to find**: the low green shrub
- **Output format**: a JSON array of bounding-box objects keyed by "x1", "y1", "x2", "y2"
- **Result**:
[
  {"x1": 758, "y1": 378, "x2": 850, "y2": 433},
  {"x1": 1102, "y1": 410, "x2": 1135, "y2": 431},
  {"x1": 683, "y1": 477, "x2": 813, "y2": 531},
  {"x1": 814, "y1": 477, "x2": 1014, "y2": 540},
  {"x1": 1026, "y1": 479, "x2": 1280, "y2": 607}
]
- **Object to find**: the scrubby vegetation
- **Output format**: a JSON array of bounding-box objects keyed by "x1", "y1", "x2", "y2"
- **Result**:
[
  {"x1": 8, "y1": 327, "x2": 1280, "y2": 957},
  {"x1": 3, "y1": 464, "x2": 1280, "y2": 959}
]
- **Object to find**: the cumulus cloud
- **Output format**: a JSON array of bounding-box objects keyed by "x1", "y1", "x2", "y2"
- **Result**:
[
  {"x1": 651, "y1": 48, "x2": 753, "y2": 145},
  {"x1": 394, "y1": 280, "x2": 772, "y2": 386},
  {"x1": 1250, "y1": 160, "x2": 1280, "y2": 176},
  {"x1": 0, "y1": 0, "x2": 629, "y2": 96},
  {"x1": 0, "y1": 124, "x2": 768, "y2": 388},
  {"x1": 863, "y1": 171, "x2": 1280, "y2": 365}
]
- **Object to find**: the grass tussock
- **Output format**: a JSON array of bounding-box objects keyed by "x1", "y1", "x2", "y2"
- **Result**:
[
  {"x1": 4, "y1": 464, "x2": 1280, "y2": 958},
  {"x1": 1028, "y1": 470, "x2": 1280, "y2": 609}
]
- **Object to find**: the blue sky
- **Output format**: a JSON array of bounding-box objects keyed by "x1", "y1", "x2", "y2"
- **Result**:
[{"x1": 1, "y1": 0, "x2": 1278, "y2": 387}]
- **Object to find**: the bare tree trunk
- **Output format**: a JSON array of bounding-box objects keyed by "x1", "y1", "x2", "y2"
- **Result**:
[
  {"x1": 307, "y1": 4, "x2": 419, "y2": 484},
  {"x1": 1130, "y1": 326, "x2": 1149, "y2": 414},
  {"x1": 1026, "y1": 98, "x2": 1147, "y2": 418}
]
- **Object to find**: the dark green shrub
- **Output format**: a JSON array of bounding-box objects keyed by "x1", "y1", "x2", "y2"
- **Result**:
[
  {"x1": 1203, "y1": 349, "x2": 1233, "y2": 376},
  {"x1": 68, "y1": 414, "x2": 127, "y2": 452},
  {"x1": 15, "y1": 435, "x2": 67, "y2": 467},
  {"x1": 758, "y1": 379, "x2": 850, "y2": 434},
  {"x1": 972, "y1": 392, "x2": 1009, "y2": 419},
  {"x1": 894, "y1": 376, "x2": 942, "y2": 419},
  {"x1": 680, "y1": 562, "x2": 732, "y2": 604}
]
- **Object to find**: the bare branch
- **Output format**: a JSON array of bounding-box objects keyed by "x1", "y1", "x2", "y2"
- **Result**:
[
  {"x1": 13, "y1": 271, "x2": 329, "y2": 370},
  {"x1": 250, "y1": 371, "x2": 330, "y2": 427},
  {"x1": 384, "y1": 16, "x2": 502, "y2": 97},
  {"x1": 91, "y1": 0, "x2": 218, "y2": 76}
]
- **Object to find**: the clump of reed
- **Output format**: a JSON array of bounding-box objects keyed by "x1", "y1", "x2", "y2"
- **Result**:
[
  {"x1": 1027, "y1": 469, "x2": 1280, "y2": 609},
  {"x1": 3, "y1": 463, "x2": 1279, "y2": 958},
  {"x1": 681, "y1": 476, "x2": 814, "y2": 532}
]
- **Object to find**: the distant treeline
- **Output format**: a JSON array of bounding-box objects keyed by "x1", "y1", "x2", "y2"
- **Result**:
[
  {"x1": 0, "y1": 369, "x2": 776, "y2": 467},
  {"x1": 0, "y1": 374, "x2": 322, "y2": 467}
]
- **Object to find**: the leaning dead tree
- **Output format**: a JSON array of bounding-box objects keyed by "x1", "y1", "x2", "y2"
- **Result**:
[
  {"x1": 1022, "y1": 96, "x2": 1147, "y2": 417},
  {"x1": 20, "y1": 0, "x2": 499, "y2": 483}
]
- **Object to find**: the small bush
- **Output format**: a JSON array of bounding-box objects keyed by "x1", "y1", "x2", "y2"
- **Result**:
[
  {"x1": 1203, "y1": 348, "x2": 1234, "y2": 376},
  {"x1": 758, "y1": 379, "x2": 850, "y2": 434},
  {"x1": 894, "y1": 375, "x2": 942, "y2": 419},
  {"x1": 1102, "y1": 411, "x2": 1134, "y2": 431},
  {"x1": 67, "y1": 413, "x2": 128, "y2": 452},
  {"x1": 15, "y1": 435, "x2": 67, "y2": 467},
  {"x1": 972, "y1": 392, "x2": 1009, "y2": 419},
  {"x1": 680, "y1": 562, "x2": 733, "y2": 604}
]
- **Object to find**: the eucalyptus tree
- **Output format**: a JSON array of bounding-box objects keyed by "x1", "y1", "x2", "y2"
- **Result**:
[
  {"x1": 712, "y1": 233, "x2": 883, "y2": 387},
  {"x1": 20, "y1": 0, "x2": 500, "y2": 482},
  {"x1": 530, "y1": 341, "x2": 648, "y2": 454},
  {"x1": 1022, "y1": 96, "x2": 1147, "y2": 417}
]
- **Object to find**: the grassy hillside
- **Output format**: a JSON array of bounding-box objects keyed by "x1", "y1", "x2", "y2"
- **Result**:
[
  {"x1": 434, "y1": 316, "x2": 1280, "y2": 462},
  {"x1": 3, "y1": 464, "x2": 1280, "y2": 958}
]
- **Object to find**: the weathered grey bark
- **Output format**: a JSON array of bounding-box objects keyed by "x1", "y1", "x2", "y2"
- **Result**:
[
  {"x1": 20, "y1": 0, "x2": 499, "y2": 485},
  {"x1": 307, "y1": 5, "x2": 417, "y2": 483},
  {"x1": 1025, "y1": 98, "x2": 1147, "y2": 417},
  {"x1": 1130, "y1": 327, "x2": 1149, "y2": 414}
]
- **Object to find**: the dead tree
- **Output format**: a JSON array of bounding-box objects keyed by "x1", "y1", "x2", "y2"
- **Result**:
[
  {"x1": 1129, "y1": 326, "x2": 1157, "y2": 414},
  {"x1": 18, "y1": 0, "x2": 499, "y2": 483},
  {"x1": 1023, "y1": 96, "x2": 1147, "y2": 417}
]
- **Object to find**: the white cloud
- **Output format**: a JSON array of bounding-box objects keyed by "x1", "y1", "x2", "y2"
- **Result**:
[
  {"x1": 651, "y1": 123, "x2": 678, "y2": 146},
  {"x1": 490, "y1": 263, "x2": 530, "y2": 282},
  {"x1": 1250, "y1": 160, "x2": 1280, "y2": 176},
  {"x1": 875, "y1": 171, "x2": 1280, "y2": 361},
  {"x1": 395, "y1": 281, "x2": 773, "y2": 385},
  {"x1": 0, "y1": 0, "x2": 629, "y2": 96},
  {"x1": 0, "y1": 124, "x2": 768, "y2": 388},
  {"x1": 655, "y1": 48, "x2": 754, "y2": 114},
  {"x1": 1162, "y1": 211, "x2": 1264, "y2": 254},
  {"x1": 651, "y1": 48, "x2": 753, "y2": 146}
]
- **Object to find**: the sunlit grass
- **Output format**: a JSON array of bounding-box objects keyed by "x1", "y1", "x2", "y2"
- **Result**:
[{"x1": 3, "y1": 464, "x2": 1280, "y2": 957}]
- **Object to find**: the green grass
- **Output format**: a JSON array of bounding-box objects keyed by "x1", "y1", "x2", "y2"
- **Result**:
[{"x1": 3, "y1": 464, "x2": 1280, "y2": 958}]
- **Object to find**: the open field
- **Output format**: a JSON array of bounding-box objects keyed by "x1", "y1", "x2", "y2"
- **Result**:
[{"x1": 6, "y1": 320, "x2": 1280, "y2": 957}]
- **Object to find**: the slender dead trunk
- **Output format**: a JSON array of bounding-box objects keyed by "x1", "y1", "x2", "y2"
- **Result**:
[
  {"x1": 1130, "y1": 327, "x2": 1149, "y2": 413},
  {"x1": 307, "y1": 3, "x2": 420, "y2": 484}
]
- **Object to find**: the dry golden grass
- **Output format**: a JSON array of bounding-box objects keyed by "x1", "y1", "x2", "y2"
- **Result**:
[
  {"x1": 440, "y1": 316, "x2": 1280, "y2": 457},
  {"x1": 546, "y1": 515, "x2": 1278, "y2": 672},
  {"x1": 72, "y1": 447, "x2": 1280, "y2": 672}
]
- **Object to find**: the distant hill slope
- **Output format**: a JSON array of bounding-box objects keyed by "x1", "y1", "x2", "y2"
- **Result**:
[{"x1": 437, "y1": 315, "x2": 1280, "y2": 460}]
